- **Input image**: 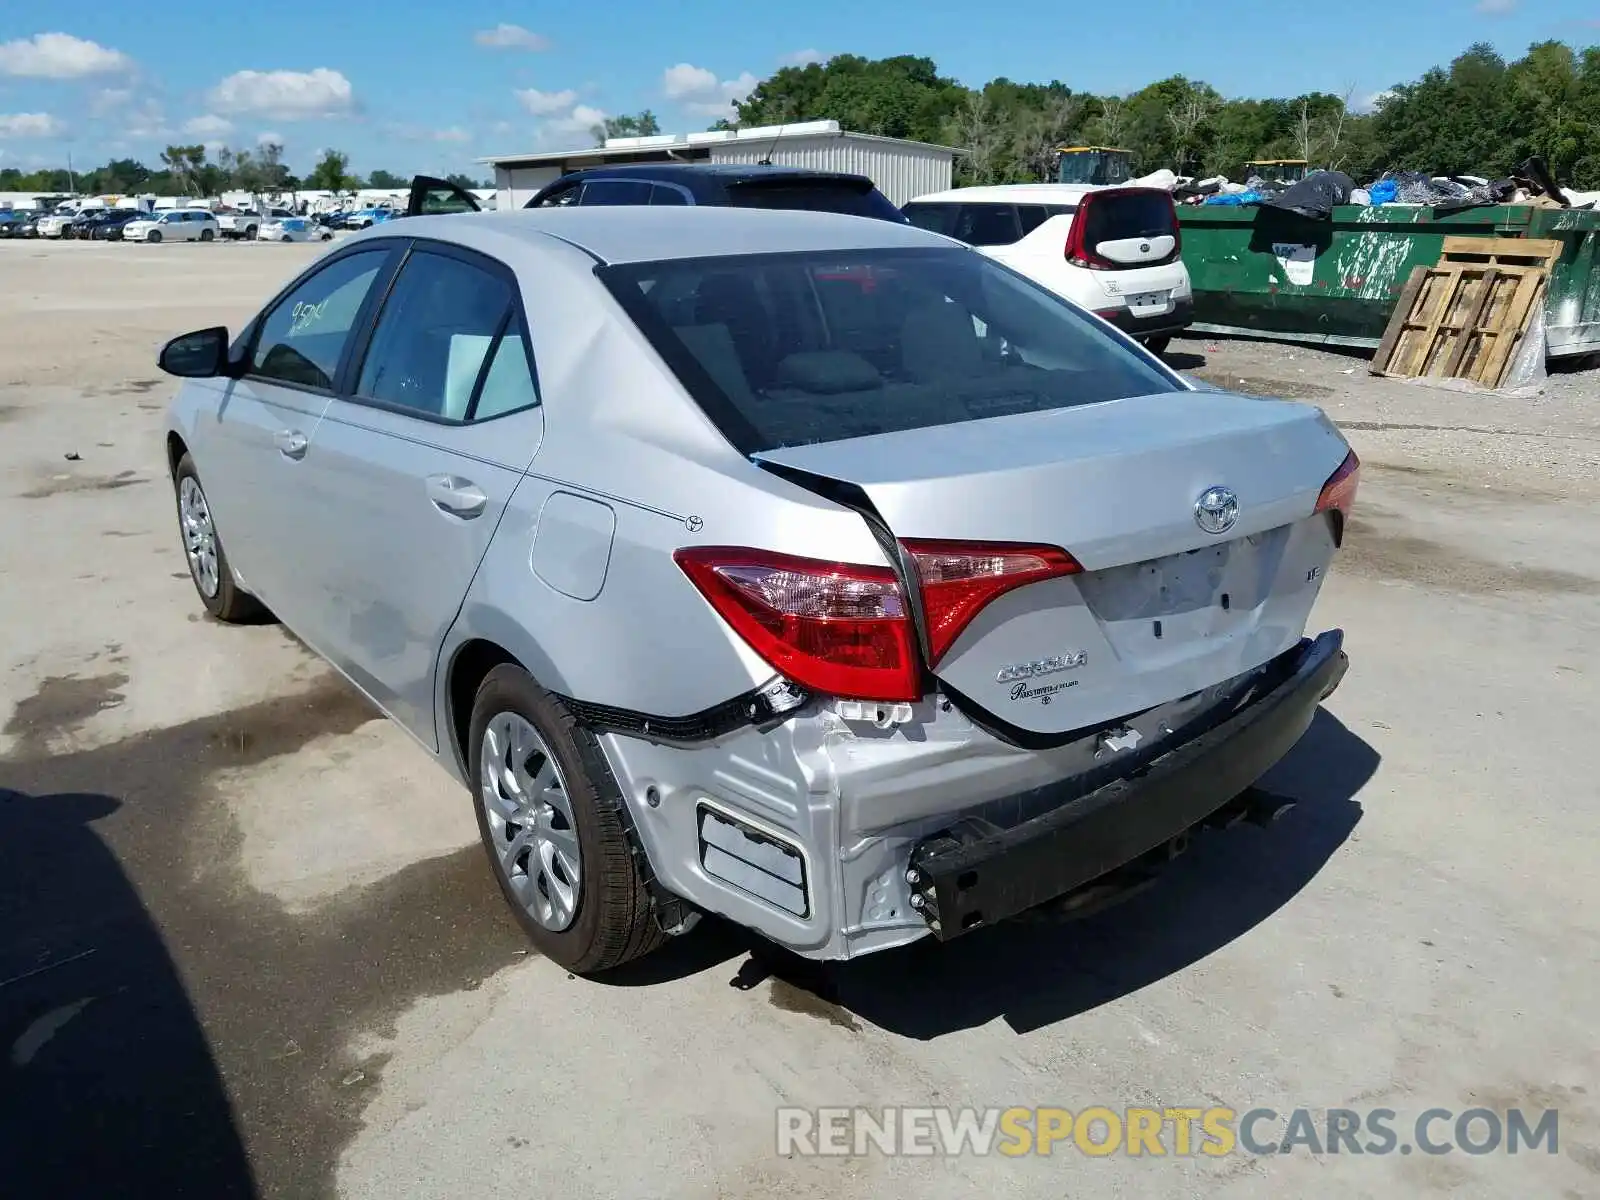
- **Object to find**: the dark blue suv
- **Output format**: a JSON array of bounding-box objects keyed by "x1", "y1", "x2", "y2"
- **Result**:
[{"x1": 407, "y1": 164, "x2": 907, "y2": 223}]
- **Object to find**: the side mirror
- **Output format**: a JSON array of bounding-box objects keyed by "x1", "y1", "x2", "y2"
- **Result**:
[{"x1": 158, "y1": 326, "x2": 233, "y2": 378}]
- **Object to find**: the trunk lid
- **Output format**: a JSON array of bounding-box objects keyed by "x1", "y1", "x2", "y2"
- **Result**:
[{"x1": 755, "y1": 390, "x2": 1349, "y2": 735}]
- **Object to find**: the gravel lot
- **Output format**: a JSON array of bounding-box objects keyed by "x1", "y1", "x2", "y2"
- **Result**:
[{"x1": 2, "y1": 237, "x2": 1597, "y2": 1199}]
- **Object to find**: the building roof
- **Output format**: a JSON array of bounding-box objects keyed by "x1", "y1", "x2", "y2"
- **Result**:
[
  {"x1": 368, "y1": 204, "x2": 954, "y2": 265},
  {"x1": 481, "y1": 119, "x2": 962, "y2": 169}
]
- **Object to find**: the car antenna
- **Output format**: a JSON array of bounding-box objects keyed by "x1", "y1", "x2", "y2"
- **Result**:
[{"x1": 756, "y1": 123, "x2": 786, "y2": 166}]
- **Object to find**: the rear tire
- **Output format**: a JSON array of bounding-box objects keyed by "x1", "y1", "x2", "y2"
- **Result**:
[
  {"x1": 173, "y1": 453, "x2": 265, "y2": 623},
  {"x1": 1141, "y1": 334, "x2": 1172, "y2": 356},
  {"x1": 469, "y1": 664, "x2": 667, "y2": 974}
]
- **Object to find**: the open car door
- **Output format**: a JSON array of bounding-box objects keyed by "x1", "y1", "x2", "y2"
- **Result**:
[{"x1": 405, "y1": 176, "x2": 483, "y2": 218}]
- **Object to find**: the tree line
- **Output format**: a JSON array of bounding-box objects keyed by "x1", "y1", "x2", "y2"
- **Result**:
[
  {"x1": 0, "y1": 144, "x2": 488, "y2": 197},
  {"x1": 719, "y1": 40, "x2": 1597, "y2": 187}
]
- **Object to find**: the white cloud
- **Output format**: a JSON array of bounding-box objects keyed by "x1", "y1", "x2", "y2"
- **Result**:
[
  {"x1": 780, "y1": 49, "x2": 825, "y2": 67},
  {"x1": 89, "y1": 87, "x2": 135, "y2": 116},
  {"x1": 123, "y1": 100, "x2": 170, "y2": 139},
  {"x1": 547, "y1": 103, "x2": 607, "y2": 138},
  {"x1": 0, "y1": 33, "x2": 133, "y2": 79},
  {"x1": 1351, "y1": 89, "x2": 1395, "y2": 114},
  {"x1": 515, "y1": 87, "x2": 579, "y2": 115},
  {"x1": 393, "y1": 124, "x2": 472, "y2": 143},
  {"x1": 257, "y1": 130, "x2": 284, "y2": 146},
  {"x1": 0, "y1": 112, "x2": 65, "y2": 138},
  {"x1": 661, "y1": 63, "x2": 758, "y2": 118},
  {"x1": 1475, "y1": 0, "x2": 1515, "y2": 12},
  {"x1": 474, "y1": 23, "x2": 550, "y2": 51},
  {"x1": 208, "y1": 68, "x2": 356, "y2": 118},
  {"x1": 184, "y1": 113, "x2": 234, "y2": 137}
]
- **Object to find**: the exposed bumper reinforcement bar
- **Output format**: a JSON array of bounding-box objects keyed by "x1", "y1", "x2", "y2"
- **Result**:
[{"x1": 907, "y1": 630, "x2": 1348, "y2": 940}]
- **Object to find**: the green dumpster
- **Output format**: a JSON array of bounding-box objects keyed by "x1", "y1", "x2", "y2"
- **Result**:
[{"x1": 1178, "y1": 203, "x2": 1600, "y2": 359}]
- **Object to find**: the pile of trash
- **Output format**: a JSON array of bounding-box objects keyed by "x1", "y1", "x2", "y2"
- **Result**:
[{"x1": 1147, "y1": 156, "x2": 1593, "y2": 220}]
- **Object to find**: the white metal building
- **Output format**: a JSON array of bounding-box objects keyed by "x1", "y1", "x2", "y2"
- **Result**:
[{"x1": 481, "y1": 120, "x2": 959, "y2": 208}]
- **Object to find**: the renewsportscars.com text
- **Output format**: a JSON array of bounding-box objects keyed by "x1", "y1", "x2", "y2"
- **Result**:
[{"x1": 776, "y1": 1105, "x2": 1561, "y2": 1158}]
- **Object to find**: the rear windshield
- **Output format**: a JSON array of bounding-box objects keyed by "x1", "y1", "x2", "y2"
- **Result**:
[
  {"x1": 599, "y1": 247, "x2": 1180, "y2": 454},
  {"x1": 723, "y1": 179, "x2": 906, "y2": 223},
  {"x1": 1081, "y1": 189, "x2": 1176, "y2": 246}
]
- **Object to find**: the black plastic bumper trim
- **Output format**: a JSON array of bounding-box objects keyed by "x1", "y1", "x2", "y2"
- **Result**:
[
  {"x1": 1099, "y1": 297, "x2": 1196, "y2": 337},
  {"x1": 909, "y1": 631, "x2": 1347, "y2": 939}
]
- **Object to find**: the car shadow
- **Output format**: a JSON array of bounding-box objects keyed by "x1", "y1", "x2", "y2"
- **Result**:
[
  {"x1": 0, "y1": 789, "x2": 257, "y2": 1198},
  {"x1": 609, "y1": 708, "x2": 1375, "y2": 1039},
  {"x1": 1162, "y1": 349, "x2": 1207, "y2": 371}
]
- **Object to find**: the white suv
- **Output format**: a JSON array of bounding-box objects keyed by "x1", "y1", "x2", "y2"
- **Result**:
[{"x1": 902, "y1": 184, "x2": 1193, "y2": 353}]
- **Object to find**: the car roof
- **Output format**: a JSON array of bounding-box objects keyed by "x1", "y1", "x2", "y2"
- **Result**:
[
  {"x1": 554, "y1": 162, "x2": 871, "y2": 185},
  {"x1": 906, "y1": 184, "x2": 1108, "y2": 204},
  {"x1": 366, "y1": 206, "x2": 957, "y2": 266}
]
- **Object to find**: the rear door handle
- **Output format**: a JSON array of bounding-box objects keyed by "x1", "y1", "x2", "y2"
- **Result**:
[
  {"x1": 274, "y1": 429, "x2": 308, "y2": 460},
  {"x1": 425, "y1": 474, "x2": 487, "y2": 518}
]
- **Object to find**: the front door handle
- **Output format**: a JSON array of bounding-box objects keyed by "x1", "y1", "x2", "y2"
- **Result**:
[
  {"x1": 425, "y1": 474, "x2": 487, "y2": 518},
  {"x1": 274, "y1": 429, "x2": 308, "y2": 460}
]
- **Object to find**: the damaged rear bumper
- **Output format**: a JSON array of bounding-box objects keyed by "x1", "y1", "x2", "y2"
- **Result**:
[
  {"x1": 906, "y1": 630, "x2": 1348, "y2": 939},
  {"x1": 599, "y1": 631, "x2": 1347, "y2": 962}
]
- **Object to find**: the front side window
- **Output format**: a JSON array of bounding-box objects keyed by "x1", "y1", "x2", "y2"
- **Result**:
[
  {"x1": 600, "y1": 247, "x2": 1180, "y2": 454},
  {"x1": 649, "y1": 184, "x2": 690, "y2": 206},
  {"x1": 249, "y1": 249, "x2": 390, "y2": 390},
  {"x1": 354, "y1": 249, "x2": 535, "y2": 421},
  {"x1": 532, "y1": 183, "x2": 581, "y2": 208}
]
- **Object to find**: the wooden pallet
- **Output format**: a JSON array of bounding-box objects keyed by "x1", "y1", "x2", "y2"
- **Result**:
[{"x1": 1371, "y1": 237, "x2": 1560, "y2": 389}]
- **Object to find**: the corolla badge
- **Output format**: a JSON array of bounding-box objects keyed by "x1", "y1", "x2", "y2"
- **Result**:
[
  {"x1": 1194, "y1": 485, "x2": 1239, "y2": 535},
  {"x1": 996, "y1": 651, "x2": 1087, "y2": 684}
]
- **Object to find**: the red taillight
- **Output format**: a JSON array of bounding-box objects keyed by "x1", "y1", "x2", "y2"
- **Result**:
[
  {"x1": 1315, "y1": 449, "x2": 1361, "y2": 520},
  {"x1": 674, "y1": 547, "x2": 920, "y2": 702},
  {"x1": 902, "y1": 539, "x2": 1083, "y2": 665},
  {"x1": 1064, "y1": 191, "x2": 1113, "y2": 270}
]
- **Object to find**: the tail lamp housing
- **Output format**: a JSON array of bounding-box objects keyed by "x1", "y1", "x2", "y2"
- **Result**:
[{"x1": 674, "y1": 540, "x2": 1082, "y2": 704}]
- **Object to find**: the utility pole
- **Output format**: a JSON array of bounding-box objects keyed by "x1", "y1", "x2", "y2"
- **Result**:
[{"x1": 67, "y1": 151, "x2": 77, "y2": 195}]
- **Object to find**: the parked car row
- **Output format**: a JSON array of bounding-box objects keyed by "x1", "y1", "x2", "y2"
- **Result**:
[{"x1": 4, "y1": 206, "x2": 339, "y2": 244}]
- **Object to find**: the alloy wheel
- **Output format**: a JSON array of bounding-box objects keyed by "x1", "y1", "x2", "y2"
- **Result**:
[
  {"x1": 178, "y1": 475, "x2": 220, "y2": 598},
  {"x1": 479, "y1": 713, "x2": 583, "y2": 931}
]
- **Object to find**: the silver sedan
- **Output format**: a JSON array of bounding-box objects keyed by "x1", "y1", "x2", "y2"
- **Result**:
[{"x1": 159, "y1": 206, "x2": 1357, "y2": 972}]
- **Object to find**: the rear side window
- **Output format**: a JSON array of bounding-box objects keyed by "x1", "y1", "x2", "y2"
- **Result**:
[
  {"x1": 354, "y1": 250, "x2": 537, "y2": 422},
  {"x1": 723, "y1": 179, "x2": 905, "y2": 223},
  {"x1": 902, "y1": 203, "x2": 1023, "y2": 246},
  {"x1": 600, "y1": 247, "x2": 1178, "y2": 454},
  {"x1": 581, "y1": 179, "x2": 654, "y2": 206},
  {"x1": 1080, "y1": 190, "x2": 1177, "y2": 246},
  {"x1": 649, "y1": 184, "x2": 690, "y2": 206}
]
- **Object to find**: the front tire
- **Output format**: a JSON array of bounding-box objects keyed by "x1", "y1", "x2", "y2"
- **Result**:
[
  {"x1": 469, "y1": 665, "x2": 666, "y2": 974},
  {"x1": 147, "y1": 230, "x2": 162, "y2": 244},
  {"x1": 200, "y1": 228, "x2": 215, "y2": 242},
  {"x1": 173, "y1": 453, "x2": 264, "y2": 622}
]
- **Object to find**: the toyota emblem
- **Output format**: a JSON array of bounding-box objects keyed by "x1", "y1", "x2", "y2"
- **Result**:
[{"x1": 1194, "y1": 486, "x2": 1239, "y2": 535}]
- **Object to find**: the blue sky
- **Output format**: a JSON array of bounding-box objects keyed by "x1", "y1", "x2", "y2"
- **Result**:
[{"x1": 0, "y1": 1, "x2": 1593, "y2": 178}]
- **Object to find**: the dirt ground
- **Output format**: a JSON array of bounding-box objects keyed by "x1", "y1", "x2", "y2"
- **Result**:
[{"x1": 1, "y1": 237, "x2": 1597, "y2": 1199}]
